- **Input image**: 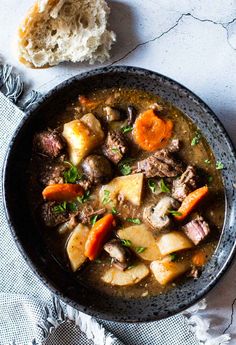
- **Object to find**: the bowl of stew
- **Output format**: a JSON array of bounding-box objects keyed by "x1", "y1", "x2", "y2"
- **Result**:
[{"x1": 3, "y1": 66, "x2": 236, "y2": 322}]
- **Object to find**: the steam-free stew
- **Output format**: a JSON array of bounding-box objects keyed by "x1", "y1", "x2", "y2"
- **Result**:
[{"x1": 29, "y1": 88, "x2": 225, "y2": 298}]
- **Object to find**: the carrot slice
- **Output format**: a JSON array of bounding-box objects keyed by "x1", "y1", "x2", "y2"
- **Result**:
[
  {"x1": 133, "y1": 109, "x2": 173, "y2": 151},
  {"x1": 174, "y1": 186, "x2": 209, "y2": 221},
  {"x1": 192, "y1": 250, "x2": 206, "y2": 267},
  {"x1": 42, "y1": 183, "x2": 84, "y2": 201},
  {"x1": 84, "y1": 214, "x2": 116, "y2": 260}
]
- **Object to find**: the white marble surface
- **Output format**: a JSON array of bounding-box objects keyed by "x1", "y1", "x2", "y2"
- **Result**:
[{"x1": 0, "y1": 0, "x2": 236, "y2": 342}]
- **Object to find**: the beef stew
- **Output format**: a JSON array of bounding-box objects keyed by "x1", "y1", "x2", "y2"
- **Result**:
[{"x1": 28, "y1": 88, "x2": 225, "y2": 299}]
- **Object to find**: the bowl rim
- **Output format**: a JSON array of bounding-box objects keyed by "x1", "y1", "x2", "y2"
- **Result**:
[{"x1": 2, "y1": 65, "x2": 236, "y2": 322}]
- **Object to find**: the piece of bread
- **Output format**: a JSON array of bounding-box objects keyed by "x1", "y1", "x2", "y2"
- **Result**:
[{"x1": 18, "y1": 0, "x2": 116, "y2": 68}]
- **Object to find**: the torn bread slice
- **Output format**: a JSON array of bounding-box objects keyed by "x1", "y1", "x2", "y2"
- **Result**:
[{"x1": 18, "y1": 0, "x2": 116, "y2": 68}]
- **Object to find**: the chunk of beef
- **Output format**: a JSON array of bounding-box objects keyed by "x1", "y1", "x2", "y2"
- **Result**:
[
  {"x1": 39, "y1": 163, "x2": 66, "y2": 186},
  {"x1": 168, "y1": 139, "x2": 180, "y2": 153},
  {"x1": 41, "y1": 202, "x2": 70, "y2": 227},
  {"x1": 104, "y1": 239, "x2": 130, "y2": 271},
  {"x1": 172, "y1": 166, "x2": 197, "y2": 202},
  {"x1": 33, "y1": 130, "x2": 64, "y2": 158},
  {"x1": 133, "y1": 142, "x2": 183, "y2": 178},
  {"x1": 78, "y1": 205, "x2": 106, "y2": 224},
  {"x1": 102, "y1": 131, "x2": 128, "y2": 164},
  {"x1": 183, "y1": 216, "x2": 210, "y2": 245},
  {"x1": 82, "y1": 155, "x2": 113, "y2": 184},
  {"x1": 78, "y1": 177, "x2": 93, "y2": 191},
  {"x1": 143, "y1": 196, "x2": 179, "y2": 231}
]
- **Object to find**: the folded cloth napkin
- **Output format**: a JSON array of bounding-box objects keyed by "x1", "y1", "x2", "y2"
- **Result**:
[{"x1": 0, "y1": 63, "x2": 231, "y2": 345}]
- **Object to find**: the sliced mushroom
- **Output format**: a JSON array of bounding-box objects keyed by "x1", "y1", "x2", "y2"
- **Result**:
[
  {"x1": 143, "y1": 196, "x2": 179, "y2": 231},
  {"x1": 103, "y1": 106, "x2": 121, "y2": 122},
  {"x1": 58, "y1": 216, "x2": 78, "y2": 235},
  {"x1": 127, "y1": 106, "x2": 136, "y2": 125},
  {"x1": 82, "y1": 154, "x2": 113, "y2": 184},
  {"x1": 104, "y1": 239, "x2": 130, "y2": 270}
]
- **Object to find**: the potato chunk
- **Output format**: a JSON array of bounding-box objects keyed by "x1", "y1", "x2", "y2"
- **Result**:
[
  {"x1": 99, "y1": 173, "x2": 144, "y2": 206},
  {"x1": 102, "y1": 263, "x2": 149, "y2": 286},
  {"x1": 62, "y1": 114, "x2": 104, "y2": 165},
  {"x1": 66, "y1": 224, "x2": 90, "y2": 271},
  {"x1": 117, "y1": 225, "x2": 161, "y2": 261},
  {"x1": 150, "y1": 258, "x2": 190, "y2": 285},
  {"x1": 156, "y1": 231, "x2": 193, "y2": 256}
]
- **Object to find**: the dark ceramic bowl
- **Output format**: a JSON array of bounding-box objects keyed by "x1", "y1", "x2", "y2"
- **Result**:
[{"x1": 3, "y1": 66, "x2": 236, "y2": 322}]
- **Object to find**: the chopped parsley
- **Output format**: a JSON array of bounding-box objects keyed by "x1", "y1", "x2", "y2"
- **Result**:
[
  {"x1": 102, "y1": 190, "x2": 111, "y2": 205},
  {"x1": 126, "y1": 218, "x2": 141, "y2": 224},
  {"x1": 67, "y1": 202, "x2": 77, "y2": 212},
  {"x1": 90, "y1": 214, "x2": 98, "y2": 226},
  {"x1": 63, "y1": 161, "x2": 82, "y2": 183},
  {"x1": 118, "y1": 158, "x2": 134, "y2": 176},
  {"x1": 148, "y1": 179, "x2": 156, "y2": 193},
  {"x1": 207, "y1": 175, "x2": 213, "y2": 183},
  {"x1": 160, "y1": 179, "x2": 170, "y2": 193},
  {"x1": 191, "y1": 131, "x2": 201, "y2": 146},
  {"x1": 216, "y1": 161, "x2": 224, "y2": 170},
  {"x1": 121, "y1": 239, "x2": 132, "y2": 247},
  {"x1": 53, "y1": 201, "x2": 67, "y2": 214},
  {"x1": 111, "y1": 147, "x2": 120, "y2": 153},
  {"x1": 94, "y1": 259, "x2": 102, "y2": 264},
  {"x1": 136, "y1": 246, "x2": 146, "y2": 254},
  {"x1": 77, "y1": 190, "x2": 91, "y2": 204},
  {"x1": 170, "y1": 253, "x2": 178, "y2": 262},
  {"x1": 204, "y1": 159, "x2": 211, "y2": 164},
  {"x1": 111, "y1": 207, "x2": 118, "y2": 215},
  {"x1": 121, "y1": 125, "x2": 133, "y2": 133},
  {"x1": 168, "y1": 210, "x2": 182, "y2": 217}
]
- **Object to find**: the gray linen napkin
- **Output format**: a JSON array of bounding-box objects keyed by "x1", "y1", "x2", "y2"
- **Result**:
[{"x1": 0, "y1": 64, "x2": 231, "y2": 345}]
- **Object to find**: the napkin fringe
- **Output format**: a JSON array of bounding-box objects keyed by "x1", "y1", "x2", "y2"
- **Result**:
[
  {"x1": 0, "y1": 62, "x2": 41, "y2": 111},
  {"x1": 36, "y1": 296, "x2": 231, "y2": 345},
  {"x1": 38, "y1": 296, "x2": 120, "y2": 345},
  {"x1": 183, "y1": 299, "x2": 231, "y2": 344}
]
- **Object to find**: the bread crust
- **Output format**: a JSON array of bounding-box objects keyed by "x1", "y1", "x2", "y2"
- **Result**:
[{"x1": 18, "y1": 0, "x2": 116, "y2": 68}]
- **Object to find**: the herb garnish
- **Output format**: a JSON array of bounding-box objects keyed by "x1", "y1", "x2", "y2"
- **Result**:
[
  {"x1": 77, "y1": 190, "x2": 91, "y2": 204},
  {"x1": 126, "y1": 218, "x2": 141, "y2": 224},
  {"x1": 207, "y1": 175, "x2": 213, "y2": 183},
  {"x1": 204, "y1": 159, "x2": 211, "y2": 164},
  {"x1": 168, "y1": 210, "x2": 182, "y2": 217},
  {"x1": 160, "y1": 179, "x2": 170, "y2": 193},
  {"x1": 63, "y1": 161, "x2": 82, "y2": 183},
  {"x1": 136, "y1": 247, "x2": 146, "y2": 254},
  {"x1": 111, "y1": 207, "x2": 118, "y2": 215},
  {"x1": 148, "y1": 179, "x2": 156, "y2": 193},
  {"x1": 118, "y1": 158, "x2": 135, "y2": 176},
  {"x1": 121, "y1": 125, "x2": 133, "y2": 133},
  {"x1": 216, "y1": 161, "x2": 224, "y2": 170},
  {"x1": 94, "y1": 259, "x2": 102, "y2": 264},
  {"x1": 170, "y1": 253, "x2": 178, "y2": 262},
  {"x1": 102, "y1": 190, "x2": 111, "y2": 205},
  {"x1": 67, "y1": 202, "x2": 77, "y2": 212},
  {"x1": 111, "y1": 147, "x2": 120, "y2": 153},
  {"x1": 121, "y1": 239, "x2": 132, "y2": 247},
  {"x1": 53, "y1": 201, "x2": 77, "y2": 213},
  {"x1": 90, "y1": 214, "x2": 98, "y2": 226},
  {"x1": 191, "y1": 132, "x2": 201, "y2": 146},
  {"x1": 53, "y1": 201, "x2": 67, "y2": 213}
]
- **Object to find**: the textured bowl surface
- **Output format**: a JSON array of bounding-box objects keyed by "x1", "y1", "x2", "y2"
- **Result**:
[{"x1": 3, "y1": 66, "x2": 236, "y2": 322}]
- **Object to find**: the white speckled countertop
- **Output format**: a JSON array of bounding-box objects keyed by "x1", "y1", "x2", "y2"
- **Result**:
[{"x1": 0, "y1": 0, "x2": 236, "y2": 341}]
